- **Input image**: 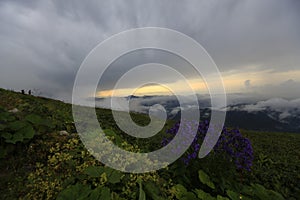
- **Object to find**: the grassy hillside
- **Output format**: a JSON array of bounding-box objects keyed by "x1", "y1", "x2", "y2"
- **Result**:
[
  {"x1": 0, "y1": 88, "x2": 299, "y2": 200},
  {"x1": 242, "y1": 130, "x2": 300, "y2": 198}
]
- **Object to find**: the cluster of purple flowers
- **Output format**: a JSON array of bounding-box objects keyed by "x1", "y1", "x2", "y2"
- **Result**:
[{"x1": 161, "y1": 120, "x2": 254, "y2": 171}]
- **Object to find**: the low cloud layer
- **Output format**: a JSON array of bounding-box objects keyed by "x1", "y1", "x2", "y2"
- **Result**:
[
  {"x1": 244, "y1": 79, "x2": 300, "y2": 99},
  {"x1": 230, "y1": 98, "x2": 300, "y2": 120},
  {"x1": 96, "y1": 93, "x2": 300, "y2": 123}
]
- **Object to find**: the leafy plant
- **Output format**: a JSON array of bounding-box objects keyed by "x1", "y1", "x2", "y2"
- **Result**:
[
  {"x1": 138, "y1": 179, "x2": 146, "y2": 200},
  {"x1": 0, "y1": 107, "x2": 55, "y2": 158},
  {"x1": 198, "y1": 170, "x2": 215, "y2": 190},
  {"x1": 57, "y1": 183, "x2": 111, "y2": 200}
]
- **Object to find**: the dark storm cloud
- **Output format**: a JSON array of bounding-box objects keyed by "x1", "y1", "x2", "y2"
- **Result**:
[
  {"x1": 98, "y1": 49, "x2": 199, "y2": 91},
  {"x1": 0, "y1": 0, "x2": 299, "y2": 101}
]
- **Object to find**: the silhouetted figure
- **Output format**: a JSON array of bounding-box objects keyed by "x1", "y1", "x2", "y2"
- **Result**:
[
  {"x1": 21, "y1": 90, "x2": 25, "y2": 94},
  {"x1": 28, "y1": 90, "x2": 31, "y2": 95}
]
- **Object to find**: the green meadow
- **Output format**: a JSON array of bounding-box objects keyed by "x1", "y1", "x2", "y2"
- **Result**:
[{"x1": 0, "y1": 88, "x2": 299, "y2": 200}]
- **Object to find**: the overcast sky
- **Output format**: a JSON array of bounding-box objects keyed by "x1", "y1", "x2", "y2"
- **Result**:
[{"x1": 1, "y1": 0, "x2": 300, "y2": 101}]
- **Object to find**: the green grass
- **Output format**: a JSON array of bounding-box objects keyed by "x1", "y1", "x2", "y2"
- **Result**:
[
  {"x1": 242, "y1": 130, "x2": 300, "y2": 198},
  {"x1": 0, "y1": 88, "x2": 299, "y2": 199}
]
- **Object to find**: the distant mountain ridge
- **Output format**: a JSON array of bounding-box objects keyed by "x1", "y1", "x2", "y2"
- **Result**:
[{"x1": 95, "y1": 95, "x2": 300, "y2": 133}]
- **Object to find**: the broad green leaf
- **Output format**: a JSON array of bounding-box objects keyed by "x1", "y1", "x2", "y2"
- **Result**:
[
  {"x1": 250, "y1": 183, "x2": 284, "y2": 200},
  {"x1": 8, "y1": 121, "x2": 28, "y2": 131},
  {"x1": 138, "y1": 179, "x2": 146, "y2": 200},
  {"x1": 5, "y1": 121, "x2": 35, "y2": 143},
  {"x1": 195, "y1": 189, "x2": 215, "y2": 200},
  {"x1": 107, "y1": 170, "x2": 122, "y2": 184},
  {"x1": 217, "y1": 195, "x2": 230, "y2": 200},
  {"x1": 226, "y1": 190, "x2": 240, "y2": 200},
  {"x1": 56, "y1": 184, "x2": 92, "y2": 200},
  {"x1": 0, "y1": 112, "x2": 11, "y2": 122},
  {"x1": 40, "y1": 118, "x2": 54, "y2": 128},
  {"x1": 100, "y1": 187, "x2": 111, "y2": 200},
  {"x1": 19, "y1": 125, "x2": 35, "y2": 139},
  {"x1": 172, "y1": 184, "x2": 188, "y2": 199},
  {"x1": 144, "y1": 181, "x2": 165, "y2": 200},
  {"x1": 4, "y1": 139, "x2": 15, "y2": 144},
  {"x1": 104, "y1": 129, "x2": 115, "y2": 136},
  {"x1": 1, "y1": 132, "x2": 12, "y2": 140},
  {"x1": 111, "y1": 192, "x2": 126, "y2": 200},
  {"x1": 250, "y1": 184, "x2": 269, "y2": 200},
  {"x1": 104, "y1": 129, "x2": 122, "y2": 145},
  {"x1": 241, "y1": 196, "x2": 254, "y2": 200},
  {"x1": 98, "y1": 167, "x2": 123, "y2": 184},
  {"x1": 182, "y1": 192, "x2": 198, "y2": 200},
  {"x1": 88, "y1": 188, "x2": 101, "y2": 200},
  {"x1": 84, "y1": 166, "x2": 105, "y2": 177},
  {"x1": 198, "y1": 170, "x2": 215, "y2": 189},
  {"x1": 241, "y1": 186, "x2": 253, "y2": 196},
  {"x1": 26, "y1": 114, "x2": 54, "y2": 129},
  {"x1": 25, "y1": 114, "x2": 43, "y2": 125},
  {"x1": 5, "y1": 131, "x2": 25, "y2": 144},
  {"x1": 266, "y1": 190, "x2": 284, "y2": 200}
]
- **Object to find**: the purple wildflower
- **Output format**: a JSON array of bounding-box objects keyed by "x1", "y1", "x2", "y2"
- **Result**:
[{"x1": 161, "y1": 121, "x2": 254, "y2": 171}]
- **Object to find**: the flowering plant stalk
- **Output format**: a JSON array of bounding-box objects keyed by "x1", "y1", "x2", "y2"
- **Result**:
[{"x1": 162, "y1": 120, "x2": 254, "y2": 171}]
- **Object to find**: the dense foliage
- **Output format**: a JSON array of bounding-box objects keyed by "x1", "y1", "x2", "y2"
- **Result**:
[
  {"x1": 162, "y1": 120, "x2": 254, "y2": 172},
  {"x1": 0, "y1": 88, "x2": 299, "y2": 199}
]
